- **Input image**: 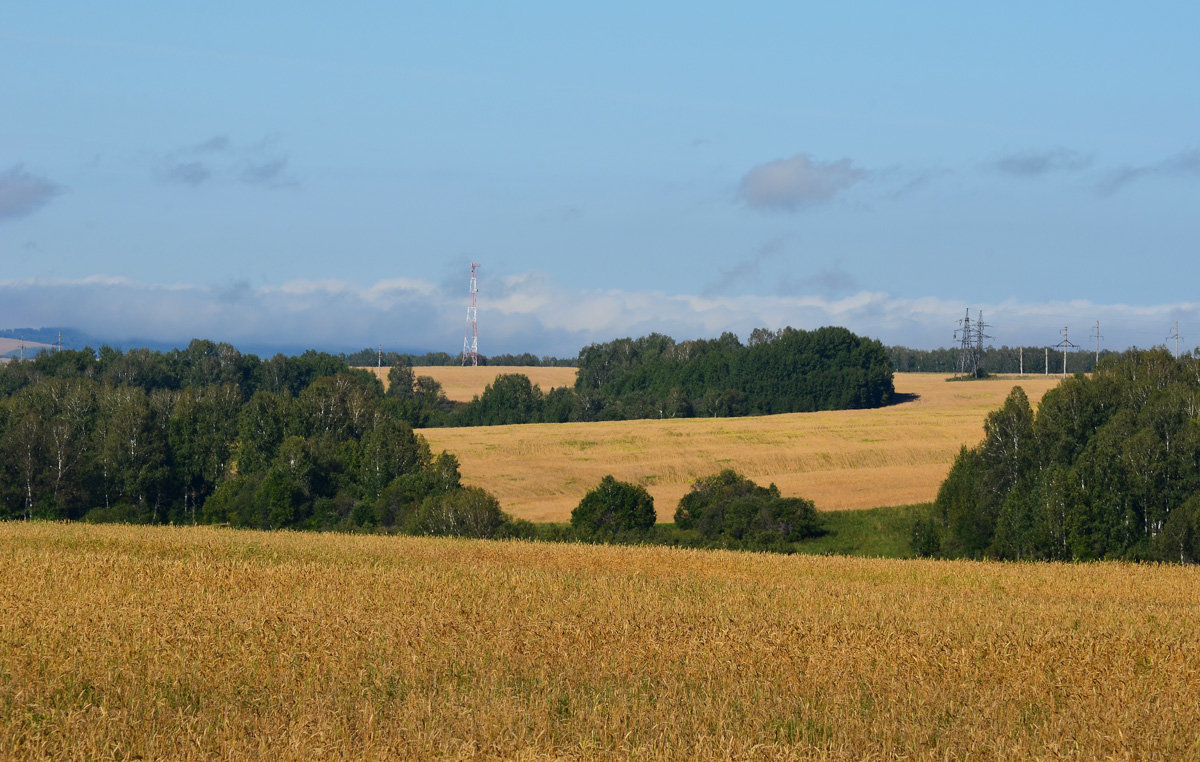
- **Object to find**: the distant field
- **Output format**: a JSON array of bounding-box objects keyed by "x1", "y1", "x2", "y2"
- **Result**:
[
  {"x1": 420, "y1": 373, "x2": 1065, "y2": 522},
  {"x1": 0, "y1": 337, "x2": 54, "y2": 356},
  {"x1": 358, "y1": 365, "x2": 578, "y2": 400},
  {"x1": 3, "y1": 522, "x2": 1196, "y2": 759}
]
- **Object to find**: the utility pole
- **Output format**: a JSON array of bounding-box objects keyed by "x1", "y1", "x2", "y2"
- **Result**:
[
  {"x1": 1055, "y1": 326, "x2": 1080, "y2": 376},
  {"x1": 1168, "y1": 321, "x2": 1181, "y2": 358},
  {"x1": 1019, "y1": 346, "x2": 1024, "y2": 376},
  {"x1": 377, "y1": 345, "x2": 382, "y2": 369},
  {"x1": 1044, "y1": 346, "x2": 1049, "y2": 376},
  {"x1": 1090, "y1": 321, "x2": 1102, "y2": 366}
]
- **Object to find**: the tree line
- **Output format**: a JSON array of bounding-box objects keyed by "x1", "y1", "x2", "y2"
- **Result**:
[
  {"x1": 0, "y1": 340, "x2": 520, "y2": 536},
  {"x1": 446, "y1": 326, "x2": 895, "y2": 426},
  {"x1": 889, "y1": 345, "x2": 1117, "y2": 374},
  {"x1": 0, "y1": 338, "x2": 827, "y2": 553},
  {"x1": 340, "y1": 348, "x2": 576, "y2": 368},
  {"x1": 916, "y1": 348, "x2": 1200, "y2": 562}
]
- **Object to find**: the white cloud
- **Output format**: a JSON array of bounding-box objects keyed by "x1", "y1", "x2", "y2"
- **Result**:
[
  {"x1": 738, "y1": 154, "x2": 867, "y2": 211},
  {"x1": 0, "y1": 274, "x2": 1196, "y2": 356}
]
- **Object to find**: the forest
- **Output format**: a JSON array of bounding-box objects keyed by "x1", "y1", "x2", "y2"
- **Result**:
[
  {"x1": 0, "y1": 332, "x2": 881, "y2": 549},
  {"x1": 0, "y1": 341, "x2": 515, "y2": 535},
  {"x1": 452, "y1": 326, "x2": 895, "y2": 425},
  {"x1": 919, "y1": 348, "x2": 1200, "y2": 562}
]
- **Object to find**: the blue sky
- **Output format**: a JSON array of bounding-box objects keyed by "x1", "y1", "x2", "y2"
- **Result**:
[{"x1": 2, "y1": 2, "x2": 1198, "y2": 356}]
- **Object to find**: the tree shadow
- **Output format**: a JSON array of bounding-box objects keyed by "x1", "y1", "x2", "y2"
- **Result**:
[{"x1": 887, "y1": 392, "x2": 920, "y2": 407}]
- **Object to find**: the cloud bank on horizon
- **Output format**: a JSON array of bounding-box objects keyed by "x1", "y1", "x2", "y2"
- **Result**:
[{"x1": 2, "y1": 274, "x2": 1194, "y2": 358}]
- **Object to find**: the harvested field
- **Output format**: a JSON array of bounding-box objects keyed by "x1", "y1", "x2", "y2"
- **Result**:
[
  {"x1": 420, "y1": 373, "x2": 1065, "y2": 522},
  {"x1": 358, "y1": 365, "x2": 578, "y2": 401},
  {"x1": 3, "y1": 522, "x2": 1197, "y2": 760},
  {"x1": 0, "y1": 337, "x2": 54, "y2": 356}
]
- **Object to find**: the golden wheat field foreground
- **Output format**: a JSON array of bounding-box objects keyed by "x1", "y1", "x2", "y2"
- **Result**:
[
  {"x1": 2, "y1": 523, "x2": 1197, "y2": 760},
  {"x1": 419, "y1": 373, "x2": 1065, "y2": 522}
]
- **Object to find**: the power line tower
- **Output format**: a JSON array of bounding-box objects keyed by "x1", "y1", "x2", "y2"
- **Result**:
[
  {"x1": 461, "y1": 262, "x2": 480, "y2": 367},
  {"x1": 1090, "y1": 321, "x2": 1102, "y2": 365},
  {"x1": 974, "y1": 309, "x2": 992, "y2": 373},
  {"x1": 1055, "y1": 326, "x2": 1079, "y2": 376},
  {"x1": 954, "y1": 308, "x2": 986, "y2": 378},
  {"x1": 955, "y1": 309, "x2": 974, "y2": 379},
  {"x1": 1168, "y1": 321, "x2": 1182, "y2": 358}
]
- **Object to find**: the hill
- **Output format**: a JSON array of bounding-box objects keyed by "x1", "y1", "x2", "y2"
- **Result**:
[
  {"x1": 420, "y1": 373, "x2": 1065, "y2": 522},
  {"x1": 0, "y1": 337, "x2": 55, "y2": 358}
]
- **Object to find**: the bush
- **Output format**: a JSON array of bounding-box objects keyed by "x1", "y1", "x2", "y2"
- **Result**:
[
  {"x1": 496, "y1": 517, "x2": 539, "y2": 540},
  {"x1": 910, "y1": 516, "x2": 942, "y2": 557},
  {"x1": 415, "y1": 486, "x2": 509, "y2": 539},
  {"x1": 571, "y1": 475, "x2": 656, "y2": 537},
  {"x1": 675, "y1": 469, "x2": 823, "y2": 549}
]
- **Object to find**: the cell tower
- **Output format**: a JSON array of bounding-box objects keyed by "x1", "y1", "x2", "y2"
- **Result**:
[{"x1": 462, "y1": 262, "x2": 480, "y2": 367}]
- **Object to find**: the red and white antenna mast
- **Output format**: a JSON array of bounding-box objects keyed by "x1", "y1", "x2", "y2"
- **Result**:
[{"x1": 462, "y1": 262, "x2": 480, "y2": 366}]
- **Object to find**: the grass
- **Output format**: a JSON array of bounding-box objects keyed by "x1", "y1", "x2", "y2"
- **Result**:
[
  {"x1": 794, "y1": 503, "x2": 932, "y2": 558},
  {"x1": 526, "y1": 503, "x2": 930, "y2": 560},
  {"x1": 3, "y1": 521, "x2": 1198, "y2": 759},
  {"x1": 418, "y1": 373, "x2": 1066, "y2": 522}
]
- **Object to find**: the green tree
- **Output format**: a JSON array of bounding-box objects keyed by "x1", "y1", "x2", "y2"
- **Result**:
[
  {"x1": 415, "y1": 486, "x2": 508, "y2": 538},
  {"x1": 674, "y1": 469, "x2": 822, "y2": 548},
  {"x1": 571, "y1": 475, "x2": 656, "y2": 536}
]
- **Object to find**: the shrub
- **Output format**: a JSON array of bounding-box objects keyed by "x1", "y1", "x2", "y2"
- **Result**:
[
  {"x1": 415, "y1": 486, "x2": 509, "y2": 539},
  {"x1": 571, "y1": 475, "x2": 656, "y2": 537},
  {"x1": 675, "y1": 469, "x2": 823, "y2": 548}
]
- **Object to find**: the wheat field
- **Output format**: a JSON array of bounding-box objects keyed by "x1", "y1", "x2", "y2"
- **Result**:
[
  {"x1": 359, "y1": 365, "x2": 579, "y2": 401},
  {"x1": 2, "y1": 522, "x2": 1197, "y2": 760},
  {"x1": 418, "y1": 373, "x2": 1065, "y2": 522}
]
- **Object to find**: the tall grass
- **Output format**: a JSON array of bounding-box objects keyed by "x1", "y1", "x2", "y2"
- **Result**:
[{"x1": 3, "y1": 522, "x2": 1197, "y2": 759}]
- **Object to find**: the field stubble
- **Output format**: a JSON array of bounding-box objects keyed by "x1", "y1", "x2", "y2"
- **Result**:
[
  {"x1": 2, "y1": 522, "x2": 1197, "y2": 760},
  {"x1": 418, "y1": 373, "x2": 1065, "y2": 522}
]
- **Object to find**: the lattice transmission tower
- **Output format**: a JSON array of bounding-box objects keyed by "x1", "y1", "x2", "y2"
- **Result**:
[
  {"x1": 954, "y1": 308, "x2": 989, "y2": 378},
  {"x1": 462, "y1": 262, "x2": 480, "y2": 366}
]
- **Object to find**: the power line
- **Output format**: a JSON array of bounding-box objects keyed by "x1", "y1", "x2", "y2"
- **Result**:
[
  {"x1": 1054, "y1": 326, "x2": 1080, "y2": 376},
  {"x1": 953, "y1": 308, "x2": 977, "y2": 378},
  {"x1": 1167, "y1": 321, "x2": 1182, "y2": 358}
]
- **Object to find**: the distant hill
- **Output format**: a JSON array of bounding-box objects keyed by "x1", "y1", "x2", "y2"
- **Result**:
[
  {"x1": 0, "y1": 337, "x2": 56, "y2": 358},
  {"x1": 0, "y1": 327, "x2": 434, "y2": 359}
]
